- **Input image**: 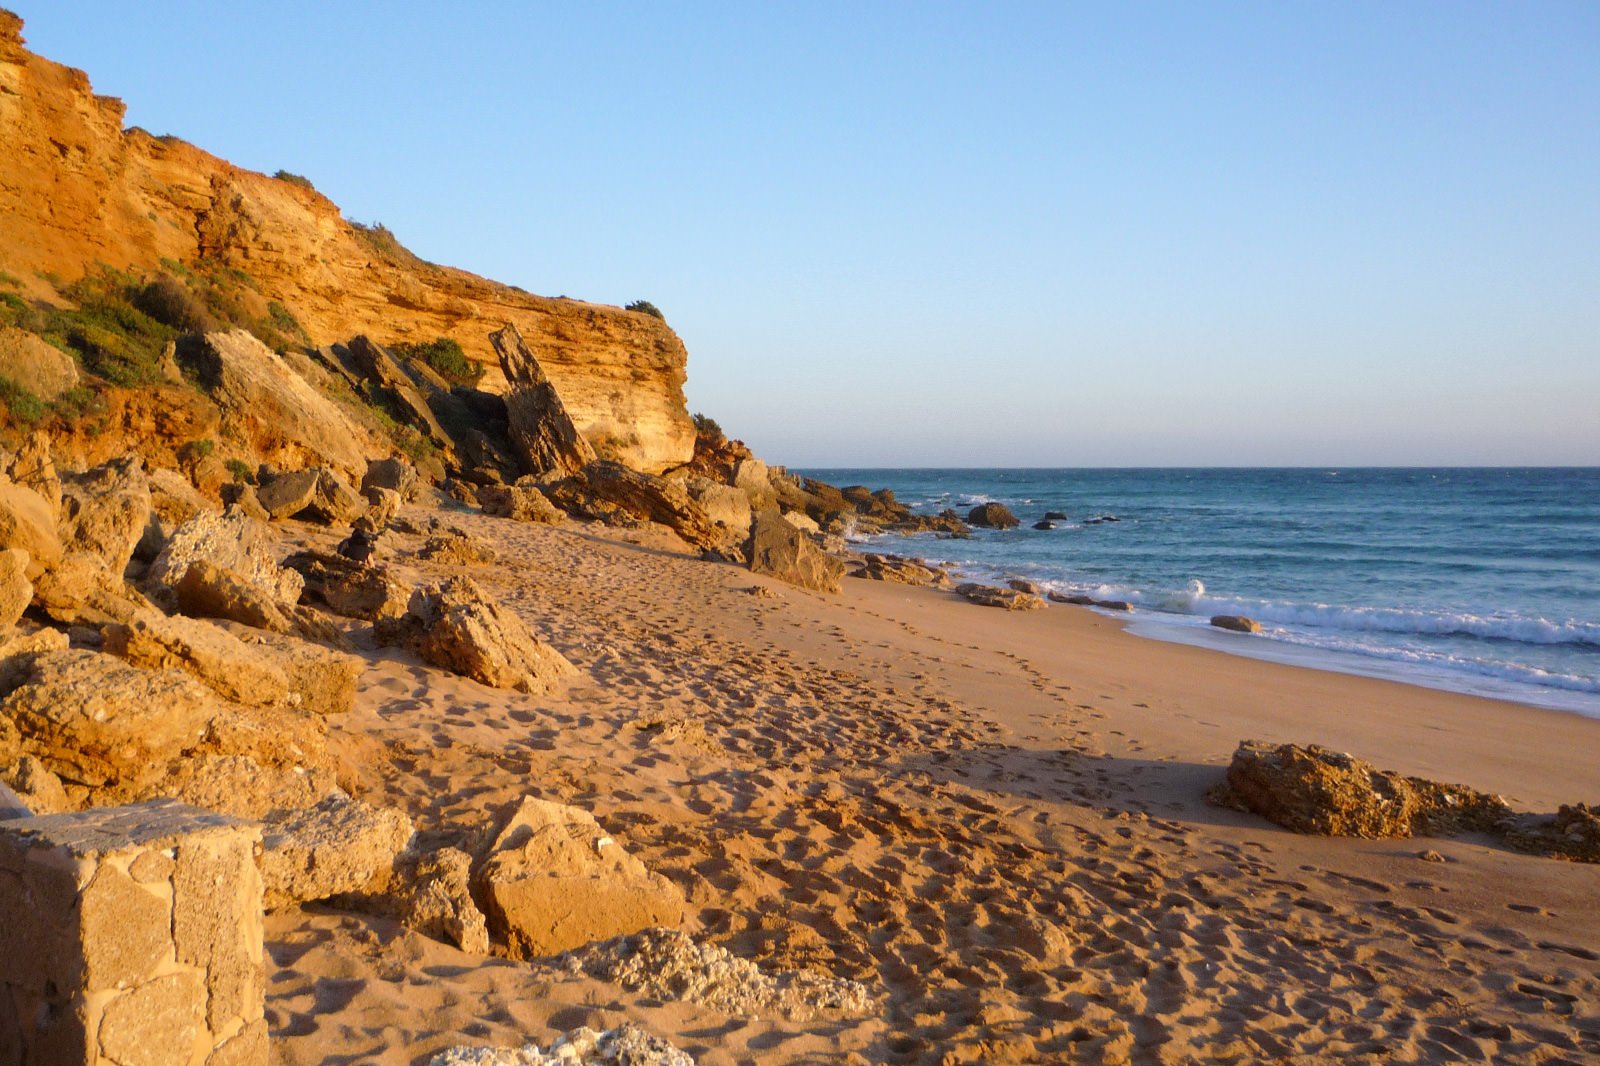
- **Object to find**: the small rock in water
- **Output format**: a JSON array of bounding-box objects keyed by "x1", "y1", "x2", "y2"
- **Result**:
[
  {"x1": 1031, "y1": 520, "x2": 1056, "y2": 530},
  {"x1": 1210, "y1": 615, "x2": 1262, "y2": 634},
  {"x1": 1042, "y1": 511, "x2": 1068, "y2": 521}
]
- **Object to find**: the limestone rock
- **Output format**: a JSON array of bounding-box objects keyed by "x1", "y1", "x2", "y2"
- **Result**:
[
  {"x1": 547, "y1": 461, "x2": 724, "y2": 549},
  {"x1": 4, "y1": 431, "x2": 60, "y2": 520},
  {"x1": 1210, "y1": 615, "x2": 1263, "y2": 634},
  {"x1": 219, "y1": 625, "x2": 362, "y2": 717},
  {"x1": 402, "y1": 847, "x2": 490, "y2": 955},
  {"x1": 0, "y1": 476, "x2": 61, "y2": 579},
  {"x1": 345, "y1": 335, "x2": 454, "y2": 447},
  {"x1": 259, "y1": 794, "x2": 414, "y2": 909},
  {"x1": 732, "y1": 458, "x2": 777, "y2": 510},
  {"x1": 283, "y1": 549, "x2": 410, "y2": 620},
  {"x1": 255, "y1": 469, "x2": 319, "y2": 520},
  {"x1": 0, "y1": 754, "x2": 70, "y2": 814},
  {"x1": 489, "y1": 323, "x2": 598, "y2": 480},
  {"x1": 889, "y1": 508, "x2": 971, "y2": 538},
  {"x1": 416, "y1": 531, "x2": 496, "y2": 567},
  {"x1": 1507, "y1": 804, "x2": 1600, "y2": 864},
  {"x1": 173, "y1": 330, "x2": 372, "y2": 483},
  {"x1": 32, "y1": 552, "x2": 153, "y2": 626},
  {"x1": 302, "y1": 468, "x2": 367, "y2": 525},
  {"x1": 0, "y1": 326, "x2": 78, "y2": 400},
  {"x1": 0, "y1": 626, "x2": 69, "y2": 692},
  {"x1": 166, "y1": 753, "x2": 337, "y2": 821},
  {"x1": 745, "y1": 511, "x2": 844, "y2": 594},
  {"x1": 0, "y1": 548, "x2": 30, "y2": 628},
  {"x1": 147, "y1": 508, "x2": 301, "y2": 605},
  {"x1": 685, "y1": 477, "x2": 753, "y2": 540},
  {"x1": 1208, "y1": 740, "x2": 1514, "y2": 839},
  {"x1": 967, "y1": 502, "x2": 1020, "y2": 529},
  {"x1": 362, "y1": 457, "x2": 420, "y2": 501},
  {"x1": 362, "y1": 485, "x2": 401, "y2": 527},
  {"x1": 1007, "y1": 578, "x2": 1043, "y2": 595},
  {"x1": 56, "y1": 456, "x2": 152, "y2": 578},
  {"x1": 852, "y1": 553, "x2": 949, "y2": 588},
  {"x1": 956, "y1": 583, "x2": 1046, "y2": 610},
  {"x1": 0, "y1": 648, "x2": 219, "y2": 788},
  {"x1": 174, "y1": 559, "x2": 345, "y2": 644},
  {"x1": 476, "y1": 797, "x2": 686, "y2": 959},
  {"x1": 477, "y1": 483, "x2": 564, "y2": 525},
  {"x1": 148, "y1": 467, "x2": 209, "y2": 527},
  {"x1": 102, "y1": 611, "x2": 292, "y2": 710},
  {"x1": 429, "y1": 1026, "x2": 693, "y2": 1066},
  {"x1": 389, "y1": 577, "x2": 575, "y2": 694},
  {"x1": 781, "y1": 510, "x2": 821, "y2": 535}
]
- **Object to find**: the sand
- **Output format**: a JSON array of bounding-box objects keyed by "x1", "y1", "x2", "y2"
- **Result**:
[{"x1": 266, "y1": 508, "x2": 1600, "y2": 1065}]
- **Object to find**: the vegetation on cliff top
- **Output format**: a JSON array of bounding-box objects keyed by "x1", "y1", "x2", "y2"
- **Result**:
[
  {"x1": 391, "y1": 336, "x2": 483, "y2": 386},
  {"x1": 626, "y1": 300, "x2": 665, "y2": 320}
]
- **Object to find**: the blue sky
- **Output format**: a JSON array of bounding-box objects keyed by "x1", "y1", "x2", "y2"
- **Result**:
[{"x1": 15, "y1": 2, "x2": 1599, "y2": 465}]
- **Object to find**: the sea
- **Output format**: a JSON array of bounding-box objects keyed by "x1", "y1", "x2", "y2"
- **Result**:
[{"x1": 799, "y1": 468, "x2": 1600, "y2": 719}]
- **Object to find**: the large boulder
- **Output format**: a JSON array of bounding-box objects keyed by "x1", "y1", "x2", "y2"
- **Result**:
[
  {"x1": 0, "y1": 648, "x2": 219, "y2": 788},
  {"x1": 57, "y1": 456, "x2": 152, "y2": 576},
  {"x1": 0, "y1": 326, "x2": 78, "y2": 400},
  {"x1": 101, "y1": 611, "x2": 293, "y2": 710},
  {"x1": 282, "y1": 550, "x2": 410, "y2": 621},
  {"x1": 686, "y1": 477, "x2": 753, "y2": 540},
  {"x1": 1210, "y1": 615, "x2": 1262, "y2": 634},
  {"x1": 383, "y1": 577, "x2": 574, "y2": 694},
  {"x1": 955, "y1": 583, "x2": 1045, "y2": 610},
  {"x1": 475, "y1": 797, "x2": 686, "y2": 959},
  {"x1": 344, "y1": 336, "x2": 454, "y2": 448},
  {"x1": 173, "y1": 330, "x2": 372, "y2": 483},
  {"x1": 255, "y1": 469, "x2": 320, "y2": 520},
  {"x1": 967, "y1": 503, "x2": 1020, "y2": 529},
  {"x1": 0, "y1": 548, "x2": 31, "y2": 628},
  {"x1": 164, "y1": 753, "x2": 339, "y2": 822},
  {"x1": 488, "y1": 323, "x2": 597, "y2": 481},
  {"x1": 31, "y1": 552, "x2": 153, "y2": 626},
  {"x1": 147, "y1": 467, "x2": 209, "y2": 527},
  {"x1": 4, "y1": 432, "x2": 61, "y2": 520},
  {"x1": 362, "y1": 457, "x2": 420, "y2": 501},
  {"x1": 303, "y1": 468, "x2": 367, "y2": 526},
  {"x1": 745, "y1": 510, "x2": 845, "y2": 594},
  {"x1": 546, "y1": 461, "x2": 725, "y2": 550},
  {"x1": 216, "y1": 625, "x2": 362, "y2": 717},
  {"x1": 477, "y1": 483, "x2": 564, "y2": 525},
  {"x1": 0, "y1": 476, "x2": 62, "y2": 579},
  {"x1": 1209, "y1": 741, "x2": 1513, "y2": 839},
  {"x1": 173, "y1": 559, "x2": 346, "y2": 644},
  {"x1": 146, "y1": 509, "x2": 302, "y2": 605},
  {"x1": 732, "y1": 458, "x2": 777, "y2": 510},
  {"x1": 258, "y1": 794, "x2": 414, "y2": 909}
]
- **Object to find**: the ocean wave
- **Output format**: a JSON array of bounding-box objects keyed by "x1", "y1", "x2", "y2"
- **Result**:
[{"x1": 1258, "y1": 628, "x2": 1600, "y2": 695}]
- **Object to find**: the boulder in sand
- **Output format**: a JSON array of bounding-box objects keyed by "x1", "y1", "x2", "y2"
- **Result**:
[
  {"x1": 303, "y1": 468, "x2": 367, "y2": 525},
  {"x1": 546, "y1": 461, "x2": 724, "y2": 549},
  {"x1": 282, "y1": 549, "x2": 409, "y2": 621},
  {"x1": 489, "y1": 323, "x2": 597, "y2": 481},
  {"x1": 31, "y1": 552, "x2": 154, "y2": 626},
  {"x1": 1209, "y1": 740, "x2": 1513, "y2": 839},
  {"x1": 745, "y1": 510, "x2": 844, "y2": 594},
  {"x1": 174, "y1": 558, "x2": 345, "y2": 644},
  {"x1": 401, "y1": 847, "x2": 490, "y2": 955},
  {"x1": 476, "y1": 797, "x2": 686, "y2": 959},
  {"x1": 57, "y1": 456, "x2": 152, "y2": 576},
  {"x1": 259, "y1": 793, "x2": 414, "y2": 909},
  {"x1": 102, "y1": 610, "x2": 293, "y2": 710},
  {"x1": 255, "y1": 469, "x2": 320, "y2": 520},
  {"x1": 363, "y1": 485, "x2": 402, "y2": 527},
  {"x1": 385, "y1": 576, "x2": 575, "y2": 694},
  {"x1": 165, "y1": 752, "x2": 339, "y2": 821},
  {"x1": 146, "y1": 508, "x2": 302, "y2": 607},
  {"x1": 362, "y1": 456, "x2": 420, "y2": 501},
  {"x1": 852, "y1": 553, "x2": 950, "y2": 588},
  {"x1": 967, "y1": 502, "x2": 1020, "y2": 529},
  {"x1": 1211, "y1": 615, "x2": 1262, "y2": 634},
  {"x1": 956, "y1": 582, "x2": 1045, "y2": 610},
  {"x1": 477, "y1": 484, "x2": 564, "y2": 525}
]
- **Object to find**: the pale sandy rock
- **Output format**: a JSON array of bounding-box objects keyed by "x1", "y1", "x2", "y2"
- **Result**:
[
  {"x1": 686, "y1": 477, "x2": 752, "y2": 540},
  {"x1": 102, "y1": 610, "x2": 293, "y2": 710},
  {"x1": 780, "y1": 510, "x2": 820, "y2": 535},
  {"x1": 282, "y1": 549, "x2": 410, "y2": 621},
  {"x1": 173, "y1": 559, "x2": 340, "y2": 644},
  {"x1": 97, "y1": 971, "x2": 207, "y2": 1066},
  {"x1": 1210, "y1": 614, "x2": 1263, "y2": 634},
  {"x1": 429, "y1": 1026, "x2": 693, "y2": 1066},
  {"x1": 417, "y1": 530, "x2": 497, "y2": 566},
  {"x1": 477, "y1": 797, "x2": 686, "y2": 960},
  {"x1": 173, "y1": 331, "x2": 372, "y2": 483},
  {"x1": 259, "y1": 793, "x2": 414, "y2": 909},
  {"x1": 732, "y1": 458, "x2": 777, "y2": 509},
  {"x1": 0, "y1": 625, "x2": 69, "y2": 692},
  {"x1": 32, "y1": 552, "x2": 154, "y2": 625},
  {"x1": 0, "y1": 547, "x2": 30, "y2": 627},
  {"x1": 955, "y1": 583, "x2": 1046, "y2": 611},
  {"x1": 0, "y1": 648, "x2": 219, "y2": 788},
  {"x1": 478, "y1": 483, "x2": 564, "y2": 524},
  {"x1": 166, "y1": 753, "x2": 337, "y2": 822},
  {"x1": 362, "y1": 456, "x2": 420, "y2": 501},
  {"x1": 219, "y1": 624, "x2": 362, "y2": 716},
  {"x1": 57, "y1": 455, "x2": 152, "y2": 577},
  {"x1": 4, "y1": 431, "x2": 60, "y2": 519},
  {"x1": 148, "y1": 466, "x2": 210, "y2": 526},
  {"x1": 490, "y1": 323, "x2": 598, "y2": 481},
  {"x1": 362, "y1": 485, "x2": 401, "y2": 527},
  {"x1": 402, "y1": 847, "x2": 490, "y2": 955},
  {"x1": 147, "y1": 508, "x2": 301, "y2": 605},
  {"x1": 303, "y1": 467, "x2": 366, "y2": 525},
  {"x1": 0, "y1": 325, "x2": 78, "y2": 400},
  {"x1": 0, "y1": 475, "x2": 61, "y2": 579},
  {"x1": 0, "y1": 754, "x2": 70, "y2": 814},
  {"x1": 393, "y1": 577, "x2": 575, "y2": 694},
  {"x1": 745, "y1": 511, "x2": 845, "y2": 594},
  {"x1": 546, "y1": 461, "x2": 725, "y2": 550},
  {"x1": 255, "y1": 469, "x2": 319, "y2": 519}
]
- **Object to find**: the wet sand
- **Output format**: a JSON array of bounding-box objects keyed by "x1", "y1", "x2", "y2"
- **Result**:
[{"x1": 269, "y1": 508, "x2": 1600, "y2": 1065}]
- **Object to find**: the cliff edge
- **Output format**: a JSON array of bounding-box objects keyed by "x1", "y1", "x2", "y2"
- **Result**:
[{"x1": 0, "y1": 11, "x2": 692, "y2": 472}]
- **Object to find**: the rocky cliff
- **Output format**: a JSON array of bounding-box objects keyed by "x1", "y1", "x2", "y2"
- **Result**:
[{"x1": 0, "y1": 11, "x2": 693, "y2": 473}]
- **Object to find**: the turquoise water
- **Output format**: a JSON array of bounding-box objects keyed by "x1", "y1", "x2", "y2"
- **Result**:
[{"x1": 801, "y1": 468, "x2": 1600, "y2": 717}]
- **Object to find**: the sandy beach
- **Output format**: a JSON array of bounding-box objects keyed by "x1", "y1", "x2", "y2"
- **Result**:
[{"x1": 266, "y1": 507, "x2": 1600, "y2": 1065}]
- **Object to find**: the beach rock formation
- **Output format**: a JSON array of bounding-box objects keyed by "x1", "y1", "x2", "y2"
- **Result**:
[
  {"x1": 547, "y1": 461, "x2": 726, "y2": 549},
  {"x1": 379, "y1": 576, "x2": 574, "y2": 694},
  {"x1": 258, "y1": 794, "x2": 414, "y2": 909},
  {"x1": 956, "y1": 583, "x2": 1046, "y2": 610},
  {"x1": 0, "y1": 548, "x2": 31, "y2": 628},
  {"x1": 1210, "y1": 741, "x2": 1513, "y2": 839},
  {"x1": 101, "y1": 610, "x2": 297, "y2": 710},
  {"x1": 57, "y1": 456, "x2": 152, "y2": 575},
  {"x1": 851, "y1": 553, "x2": 951, "y2": 588},
  {"x1": 174, "y1": 558, "x2": 345, "y2": 644},
  {"x1": 490, "y1": 324, "x2": 598, "y2": 481},
  {"x1": 1211, "y1": 615, "x2": 1263, "y2": 634},
  {"x1": 477, "y1": 483, "x2": 564, "y2": 525},
  {"x1": 147, "y1": 508, "x2": 302, "y2": 605},
  {"x1": 0, "y1": 476, "x2": 62, "y2": 579},
  {"x1": 428, "y1": 1026, "x2": 693, "y2": 1066},
  {"x1": 401, "y1": 847, "x2": 490, "y2": 955},
  {"x1": 967, "y1": 503, "x2": 1020, "y2": 529},
  {"x1": 1506, "y1": 804, "x2": 1600, "y2": 864},
  {"x1": 476, "y1": 797, "x2": 686, "y2": 959},
  {"x1": 0, "y1": 326, "x2": 79, "y2": 400},
  {"x1": 31, "y1": 552, "x2": 154, "y2": 626},
  {"x1": 344, "y1": 334, "x2": 454, "y2": 449},
  {"x1": 745, "y1": 511, "x2": 845, "y2": 594},
  {"x1": 362, "y1": 457, "x2": 420, "y2": 501},
  {"x1": 283, "y1": 549, "x2": 410, "y2": 621},
  {"x1": 255, "y1": 469, "x2": 320, "y2": 520}
]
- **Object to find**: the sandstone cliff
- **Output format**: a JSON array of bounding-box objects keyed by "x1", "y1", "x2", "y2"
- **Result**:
[{"x1": 0, "y1": 12, "x2": 692, "y2": 472}]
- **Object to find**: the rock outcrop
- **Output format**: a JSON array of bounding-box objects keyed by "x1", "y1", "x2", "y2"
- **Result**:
[
  {"x1": 476, "y1": 797, "x2": 686, "y2": 960},
  {"x1": 955, "y1": 583, "x2": 1045, "y2": 610},
  {"x1": 477, "y1": 483, "x2": 564, "y2": 525},
  {"x1": 146, "y1": 508, "x2": 302, "y2": 605},
  {"x1": 489, "y1": 324, "x2": 599, "y2": 481},
  {"x1": 0, "y1": 326, "x2": 79, "y2": 400},
  {"x1": 378, "y1": 577, "x2": 574, "y2": 694},
  {"x1": 546, "y1": 462, "x2": 725, "y2": 549},
  {"x1": 745, "y1": 511, "x2": 845, "y2": 594},
  {"x1": 258, "y1": 794, "x2": 414, "y2": 909},
  {"x1": 57, "y1": 456, "x2": 152, "y2": 575},
  {"x1": 282, "y1": 549, "x2": 409, "y2": 621},
  {"x1": 0, "y1": 548, "x2": 31, "y2": 628},
  {"x1": 400, "y1": 847, "x2": 490, "y2": 955},
  {"x1": 967, "y1": 503, "x2": 1020, "y2": 529},
  {"x1": 0, "y1": 476, "x2": 61, "y2": 579},
  {"x1": 174, "y1": 559, "x2": 345, "y2": 643},
  {"x1": 344, "y1": 335, "x2": 453, "y2": 448},
  {"x1": 1211, "y1": 615, "x2": 1263, "y2": 634},
  {"x1": 851, "y1": 553, "x2": 950, "y2": 588}
]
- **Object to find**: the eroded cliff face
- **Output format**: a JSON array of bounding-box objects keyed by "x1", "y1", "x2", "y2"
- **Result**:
[{"x1": 0, "y1": 12, "x2": 693, "y2": 472}]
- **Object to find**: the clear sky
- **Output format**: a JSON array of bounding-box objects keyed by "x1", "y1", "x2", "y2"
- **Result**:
[{"x1": 14, "y1": 2, "x2": 1599, "y2": 466}]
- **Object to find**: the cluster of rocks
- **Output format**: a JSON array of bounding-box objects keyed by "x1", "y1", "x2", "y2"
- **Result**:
[
  {"x1": 429, "y1": 1025, "x2": 694, "y2": 1066},
  {"x1": 1211, "y1": 741, "x2": 1599, "y2": 863}
]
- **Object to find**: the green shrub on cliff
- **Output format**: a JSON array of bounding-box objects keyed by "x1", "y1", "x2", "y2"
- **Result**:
[
  {"x1": 692, "y1": 412, "x2": 725, "y2": 441},
  {"x1": 392, "y1": 336, "x2": 482, "y2": 385},
  {"x1": 131, "y1": 275, "x2": 217, "y2": 333},
  {"x1": 273, "y1": 170, "x2": 315, "y2": 191},
  {"x1": 0, "y1": 376, "x2": 46, "y2": 427},
  {"x1": 626, "y1": 300, "x2": 665, "y2": 320}
]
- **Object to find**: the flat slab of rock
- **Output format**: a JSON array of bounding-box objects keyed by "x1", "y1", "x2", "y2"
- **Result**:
[
  {"x1": 174, "y1": 558, "x2": 346, "y2": 644},
  {"x1": 851, "y1": 553, "x2": 949, "y2": 588},
  {"x1": 259, "y1": 794, "x2": 413, "y2": 909},
  {"x1": 476, "y1": 797, "x2": 686, "y2": 959},
  {"x1": 147, "y1": 509, "x2": 302, "y2": 606},
  {"x1": 102, "y1": 610, "x2": 293, "y2": 710},
  {"x1": 31, "y1": 552, "x2": 155, "y2": 626},
  {"x1": 956, "y1": 582, "x2": 1045, "y2": 610},
  {"x1": 1210, "y1": 614, "x2": 1262, "y2": 634},
  {"x1": 745, "y1": 510, "x2": 844, "y2": 594},
  {"x1": 546, "y1": 462, "x2": 723, "y2": 549}
]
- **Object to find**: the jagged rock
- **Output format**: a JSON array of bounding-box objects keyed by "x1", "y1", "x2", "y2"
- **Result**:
[
  {"x1": 562, "y1": 927, "x2": 874, "y2": 1020},
  {"x1": 0, "y1": 754, "x2": 70, "y2": 814},
  {"x1": 546, "y1": 461, "x2": 724, "y2": 549},
  {"x1": 362, "y1": 485, "x2": 401, "y2": 527},
  {"x1": 429, "y1": 1026, "x2": 693, "y2": 1066},
  {"x1": 102, "y1": 610, "x2": 293, "y2": 710},
  {"x1": 57, "y1": 456, "x2": 152, "y2": 577},
  {"x1": 256, "y1": 469, "x2": 320, "y2": 519},
  {"x1": 148, "y1": 467, "x2": 209, "y2": 526},
  {"x1": 4, "y1": 431, "x2": 60, "y2": 520},
  {"x1": 215, "y1": 482, "x2": 269, "y2": 524},
  {"x1": 1211, "y1": 615, "x2": 1262, "y2": 634},
  {"x1": 1208, "y1": 741, "x2": 1514, "y2": 839},
  {"x1": 174, "y1": 559, "x2": 344, "y2": 644},
  {"x1": 1049, "y1": 593, "x2": 1133, "y2": 611},
  {"x1": 477, "y1": 484, "x2": 564, "y2": 525},
  {"x1": 955, "y1": 583, "x2": 1045, "y2": 610},
  {"x1": 345, "y1": 335, "x2": 454, "y2": 447},
  {"x1": 888, "y1": 508, "x2": 971, "y2": 538},
  {"x1": 402, "y1": 847, "x2": 490, "y2": 955},
  {"x1": 362, "y1": 457, "x2": 420, "y2": 501},
  {"x1": 385, "y1": 577, "x2": 574, "y2": 694},
  {"x1": 685, "y1": 477, "x2": 753, "y2": 540},
  {"x1": 173, "y1": 330, "x2": 372, "y2": 483},
  {"x1": 146, "y1": 508, "x2": 302, "y2": 605},
  {"x1": 851, "y1": 553, "x2": 950, "y2": 588},
  {"x1": 0, "y1": 648, "x2": 219, "y2": 788},
  {"x1": 259, "y1": 794, "x2": 414, "y2": 909},
  {"x1": 0, "y1": 548, "x2": 30, "y2": 628},
  {"x1": 32, "y1": 552, "x2": 154, "y2": 625},
  {"x1": 745, "y1": 510, "x2": 844, "y2": 594},
  {"x1": 0, "y1": 326, "x2": 78, "y2": 400},
  {"x1": 781, "y1": 510, "x2": 821, "y2": 535},
  {"x1": 490, "y1": 323, "x2": 598, "y2": 480},
  {"x1": 164, "y1": 752, "x2": 338, "y2": 821},
  {"x1": 1507, "y1": 804, "x2": 1600, "y2": 864},
  {"x1": 213, "y1": 624, "x2": 362, "y2": 716},
  {"x1": 477, "y1": 797, "x2": 686, "y2": 959},
  {"x1": 302, "y1": 468, "x2": 367, "y2": 525},
  {"x1": 417, "y1": 531, "x2": 496, "y2": 566},
  {"x1": 0, "y1": 626, "x2": 69, "y2": 694},
  {"x1": 0, "y1": 476, "x2": 62, "y2": 579},
  {"x1": 967, "y1": 503, "x2": 1020, "y2": 529},
  {"x1": 1008, "y1": 578, "x2": 1043, "y2": 595},
  {"x1": 732, "y1": 458, "x2": 777, "y2": 510},
  {"x1": 283, "y1": 549, "x2": 410, "y2": 621}
]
